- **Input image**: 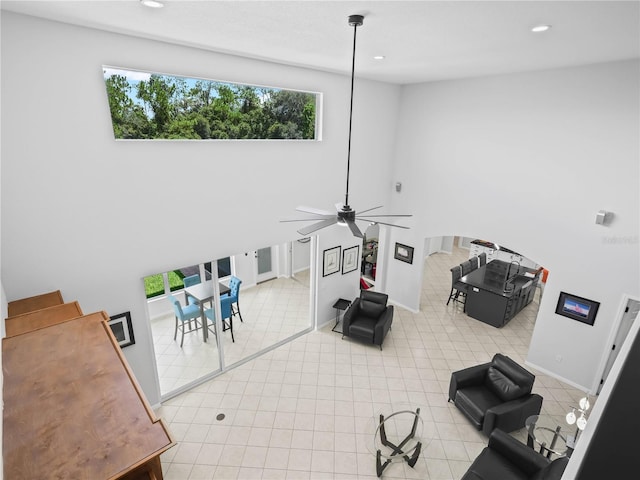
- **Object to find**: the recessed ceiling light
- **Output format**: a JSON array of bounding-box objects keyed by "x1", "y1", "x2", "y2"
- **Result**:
[
  {"x1": 531, "y1": 24, "x2": 551, "y2": 33},
  {"x1": 140, "y1": 0, "x2": 164, "y2": 8},
  {"x1": 373, "y1": 55, "x2": 385, "y2": 60}
]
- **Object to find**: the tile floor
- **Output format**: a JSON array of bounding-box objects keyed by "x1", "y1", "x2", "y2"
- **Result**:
[{"x1": 156, "y1": 246, "x2": 588, "y2": 479}]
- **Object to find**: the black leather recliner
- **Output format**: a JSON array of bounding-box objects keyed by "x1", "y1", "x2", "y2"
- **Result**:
[
  {"x1": 342, "y1": 290, "x2": 393, "y2": 349},
  {"x1": 449, "y1": 353, "x2": 543, "y2": 436},
  {"x1": 462, "y1": 429, "x2": 569, "y2": 480}
]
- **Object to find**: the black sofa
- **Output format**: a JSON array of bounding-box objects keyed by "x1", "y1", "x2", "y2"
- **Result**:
[
  {"x1": 462, "y1": 429, "x2": 569, "y2": 480},
  {"x1": 449, "y1": 353, "x2": 543, "y2": 435},
  {"x1": 342, "y1": 290, "x2": 393, "y2": 349}
]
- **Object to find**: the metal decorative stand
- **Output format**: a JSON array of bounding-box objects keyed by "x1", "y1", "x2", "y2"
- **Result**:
[
  {"x1": 331, "y1": 298, "x2": 351, "y2": 333},
  {"x1": 375, "y1": 408, "x2": 422, "y2": 477},
  {"x1": 525, "y1": 415, "x2": 570, "y2": 459}
]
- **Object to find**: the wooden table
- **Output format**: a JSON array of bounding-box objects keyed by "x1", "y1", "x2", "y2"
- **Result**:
[
  {"x1": 184, "y1": 280, "x2": 231, "y2": 341},
  {"x1": 3, "y1": 312, "x2": 175, "y2": 479}
]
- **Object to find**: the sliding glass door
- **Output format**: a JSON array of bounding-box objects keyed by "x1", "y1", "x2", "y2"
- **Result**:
[{"x1": 146, "y1": 241, "x2": 313, "y2": 399}]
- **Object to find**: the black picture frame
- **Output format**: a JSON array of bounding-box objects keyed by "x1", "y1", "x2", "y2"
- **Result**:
[
  {"x1": 555, "y1": 292, "x2": 600, "y2": 326},
  {"x1": 342, "y1": 245, "x2": 360, "y2": 274},
  {"x1": 108, "y1": 311, "x2": 136, "y2": 347},
  {"x1": 394, "y1": 242, "x2": 414, "y2": 264},
  {"x1": 323, "y1": 246, "x2": 341, "y2": 277}
]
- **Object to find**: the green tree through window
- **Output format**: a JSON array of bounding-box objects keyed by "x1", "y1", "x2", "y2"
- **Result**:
[{"x1": 103, "y1": 67, "x2": 318, "y2": 140}]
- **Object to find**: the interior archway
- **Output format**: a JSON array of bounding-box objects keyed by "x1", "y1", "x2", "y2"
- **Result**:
[{"x1": 422, "y1": 235, "x2": 548, "y2": 350}]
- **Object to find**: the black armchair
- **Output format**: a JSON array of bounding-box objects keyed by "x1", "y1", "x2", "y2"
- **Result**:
[
  {"x1": 449, "y1": 353, "x2": 543, "y2": 436},
  {"x1": 462, "y1": 429, "x2": 569, "y2": 480},
  {"x1": 342, "y1": 290, "x2": 393, "y2": 350}
]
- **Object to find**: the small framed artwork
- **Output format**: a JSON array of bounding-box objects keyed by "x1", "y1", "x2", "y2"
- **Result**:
[
  {"x1": 108, "y1": 311, "x2": 136, "y2": 348},
  {"x1": 394, "y1": 242, "x2": 414, "y2": 264},
  {"x1": 555, "y1": 292, "x2": 600, "y2": 326},
  {"x1": 323, "y1": 246, "x2": 341, "y2": 277},
  {"x1": 342, "y1": 245, "x2": 360, "y2": 274}
]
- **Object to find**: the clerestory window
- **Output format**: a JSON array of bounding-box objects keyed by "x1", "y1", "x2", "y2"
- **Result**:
[{"x1": 103, "y1": 66, "x2": 320, "y2": 140}]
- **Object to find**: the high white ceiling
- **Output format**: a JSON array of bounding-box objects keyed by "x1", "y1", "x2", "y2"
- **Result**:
[{"x1": 3, "y1": 0, "x2": 639, "y2": 84}]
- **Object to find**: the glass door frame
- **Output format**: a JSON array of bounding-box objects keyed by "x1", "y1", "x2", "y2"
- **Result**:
[{"x1": 151, "y1": 241, "x2": 316, "y2": 402}]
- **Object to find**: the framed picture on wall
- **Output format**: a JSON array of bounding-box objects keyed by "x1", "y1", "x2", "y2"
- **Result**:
[
  {"x1": 342, "y1": 245, "x2": 360, "y2": 274},
  {"x1": 323, "y1": 246, "x2": 341, "y2": 277},
  {"x1": 555, "y1": 292, "x2": 600, "y2": 326},
  {"x1": 394, "y1": 242, "x2": 414, "y2": 264},
  {"x1": 108, "y1": 311, "x2": 136, "y2": 348}
]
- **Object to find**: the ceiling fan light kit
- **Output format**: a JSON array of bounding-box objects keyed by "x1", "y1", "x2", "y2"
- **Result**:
[{"x1": 281, "y1": 14, "x2": 411, "y2": 238}]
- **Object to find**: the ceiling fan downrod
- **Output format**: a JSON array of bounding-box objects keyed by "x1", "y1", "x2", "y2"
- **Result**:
[{"x1": 344, "y1": 14, "x2": 364, "y2": 212}]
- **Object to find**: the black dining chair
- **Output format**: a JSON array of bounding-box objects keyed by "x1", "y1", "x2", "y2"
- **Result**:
[
  {"x1": 479, "y1": 252, "x2": 487, "y2": 267},
  {"x1": 461, "y1": 259, "x2": 474, "y2": 276},
  {"x1": 447, "y1": 265, "x2": 468, "y2": 309},
  {"x1": 470, "y1": 256, "x2": 480, "y2": 272}
]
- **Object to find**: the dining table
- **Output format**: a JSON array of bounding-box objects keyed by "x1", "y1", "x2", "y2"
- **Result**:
[{"x1": 184, "y1": 280, "x2": 231, "y2": 342}]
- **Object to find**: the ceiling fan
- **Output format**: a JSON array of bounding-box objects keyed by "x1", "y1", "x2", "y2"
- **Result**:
[{"x1": 281, "y1": 14, "x2": 411, "y2": 238}]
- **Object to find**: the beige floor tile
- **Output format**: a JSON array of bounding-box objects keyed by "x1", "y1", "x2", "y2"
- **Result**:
[{"x1": 160, "y1": 246, "x2": 588, "y2": 479}]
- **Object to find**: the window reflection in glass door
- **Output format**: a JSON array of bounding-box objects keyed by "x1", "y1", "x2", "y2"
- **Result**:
[
  {"x1": 146, "y1": 242, "x2": 312, "y2": 399},
  {"x1": 145, "y1": 263, "x2": 222, "y2": 396}
]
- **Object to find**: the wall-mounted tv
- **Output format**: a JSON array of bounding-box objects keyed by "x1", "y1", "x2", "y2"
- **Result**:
[{"x1": 555, "y1": 291, "x2": 600, "y2": 326}]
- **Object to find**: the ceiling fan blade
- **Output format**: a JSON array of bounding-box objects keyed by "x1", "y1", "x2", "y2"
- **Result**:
[
  {"x1": 346, "y1": 220, "x2": 364, "y2": 238},
  {"x1": 356, "y1": 213, "x2": 413, "y2": 218},
  {"x1": 297, "y1": 217, "x2": 338, "y2": 236},
  {"x1": 296, "y1": 205, "x2": 334, "y2": 216},
  {"x1": 280, "y1": 217, "x2": 333, "y2": 223},
  {"x1": 356, "y1": 205, "x2": 384, "y2": 215},
  {"x1": 357, "y1": 218, "x2": 410, "y2": 229}
]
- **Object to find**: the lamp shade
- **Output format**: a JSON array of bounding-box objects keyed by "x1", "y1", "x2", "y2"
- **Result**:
[
  {"x1": 577, "y1": 414, "x2": 588, "y2": 431},
  {"x1": 579, "y1": 397, "x2": 590, "y2": 411}
]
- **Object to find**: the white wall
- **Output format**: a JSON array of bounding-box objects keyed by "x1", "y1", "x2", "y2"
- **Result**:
[
  {"x1": 292, "y1": 239, "x2": 311, "y2": 273},
  {"x1": 389, "y1": 60, "x2": 640, "y2": 392},
  {"x1": 3, "y1": 9, "x2": 638, "y2": 410},
  {"x1": 0, "y1": 13, "x2": 400, "y2": 404},
  {"x1": 424, "y1": 236, "x2": 455, "y2": 257},
  {"x1": 383, "y1": 226, "x2": 423, "y2": 312},
  {"x1": 315, "y1": 227, "x2": 361, "y2": 328}
]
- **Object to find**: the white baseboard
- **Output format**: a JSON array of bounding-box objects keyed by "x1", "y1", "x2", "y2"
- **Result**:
[
  {"x1": 389, "y1": 300, "x2": 419, "y2": 314},
  {"x1": 316, "y1": 317, "x2": 334, "y2": 330},
  {"x1": 524, "y1": 360, "x2": 593, "y2": 394}
]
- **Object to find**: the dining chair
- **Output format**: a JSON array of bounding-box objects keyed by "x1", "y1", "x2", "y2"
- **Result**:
[
  {"x1": 167, "y1": 293, "x2": 202, "y2": 347},
  {"x1": 479, "y1": 252, "x2": 487, "y2": 267},
  {"x1": 461, "y1": 259, "x2": 475, "y2": 276},
  {"x1": 469, "y1": 256, "x2": 480, "y2": 272},
  {"x1": 204, "y1": 295, "x2": 234, "y2": 342},
  {"x1": 183, "y1": 274, "x2": 201, "y2": 305},
  {"x1": 224, "y1": 276, "x2": 244, "y2": 323},
  {"x1": 447, "y1": 265, "x2": 468, "y2": 309}
]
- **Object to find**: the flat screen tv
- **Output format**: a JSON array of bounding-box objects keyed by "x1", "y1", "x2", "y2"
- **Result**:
[{"x1": 555, "y1": 291, "x2": 600, "y2": 326}]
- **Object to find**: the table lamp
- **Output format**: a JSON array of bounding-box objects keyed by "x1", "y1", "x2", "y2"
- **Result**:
[{"x1": 565, "y1": 396, "x2": 590, "y2": 448}]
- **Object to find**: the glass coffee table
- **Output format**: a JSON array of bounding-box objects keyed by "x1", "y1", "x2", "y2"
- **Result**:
[
  {"x1": 366, "y1": 405, "x2": 433, "y2": 477},
  {"x1": 525, "y1": 415, "x2": 570, "y2": 458}
]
